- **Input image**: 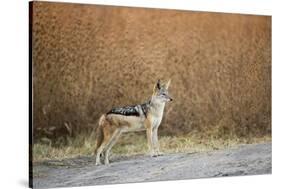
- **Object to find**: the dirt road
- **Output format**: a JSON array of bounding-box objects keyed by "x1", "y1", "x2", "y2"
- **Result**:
[{"x1": 33, "y1": 143, "x2": 271, "y2": 188}]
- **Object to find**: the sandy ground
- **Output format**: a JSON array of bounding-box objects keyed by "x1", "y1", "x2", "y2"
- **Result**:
[{"x1": 33, "y1": 142, "x2": 271, "y2": 188}]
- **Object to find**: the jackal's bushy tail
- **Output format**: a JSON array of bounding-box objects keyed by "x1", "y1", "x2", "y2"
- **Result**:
[{"x1": 94, "y1": 114, "x2": 106, "y2": 155}]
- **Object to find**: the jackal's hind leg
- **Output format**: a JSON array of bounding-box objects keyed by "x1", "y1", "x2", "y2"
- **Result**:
[
  {"x1": 95, "y1": 130, "x2": 112, "y2": 165},
  {"x1": 104, "y1": 129, "x2": 122, "y2": 165},
  {"x1": 95, "y1": 143, "x2": 107, "y2": 166}
]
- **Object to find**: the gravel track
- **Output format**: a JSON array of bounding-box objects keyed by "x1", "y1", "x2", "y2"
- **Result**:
[{"x1": 33, "y1": 142, "x2": 272, "y2": 188}]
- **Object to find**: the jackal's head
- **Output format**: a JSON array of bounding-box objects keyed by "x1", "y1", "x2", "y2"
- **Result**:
[{"x1": 152, "y1": 79, "x2": 173, "y2": 103}]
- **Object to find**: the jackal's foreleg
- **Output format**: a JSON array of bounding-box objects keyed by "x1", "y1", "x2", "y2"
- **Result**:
[
  {"x1": 152, "y1": 127, "x2": 163, "y2": 156},
  {"x1": 146, "y1": 127, "x2": 156, "y2": 157}
]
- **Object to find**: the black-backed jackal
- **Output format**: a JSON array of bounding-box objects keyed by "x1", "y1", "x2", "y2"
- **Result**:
[{"x1": 94, "y1": 80, "x2": 172, "y2": 165}]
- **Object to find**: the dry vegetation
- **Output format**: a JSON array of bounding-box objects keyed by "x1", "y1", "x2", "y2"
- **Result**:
[
  {"x1": 31, "y1": 2, "x2": 271, "y2": 160},
  {"x1": 33, "y1": 132, "x2": 271, "y2": 162}
]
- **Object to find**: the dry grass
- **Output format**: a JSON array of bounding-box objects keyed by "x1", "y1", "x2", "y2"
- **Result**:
[
  {"x1": 32, "y1": 2, "x2": 271, "y2": 141},
  {"x1": 33, "y1": 132, "x2": 271, "y2": 162}
]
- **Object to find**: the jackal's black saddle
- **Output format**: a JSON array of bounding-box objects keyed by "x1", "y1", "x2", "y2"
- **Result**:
[{"x1": 107, "y1": 101, "x2": 150, "y2": 117}]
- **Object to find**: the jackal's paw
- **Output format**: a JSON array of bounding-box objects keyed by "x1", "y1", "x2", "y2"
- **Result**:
[
  {"x1": 95, "y1": 162, "x2": 102, "y2": 166},
  {"x1": 104, "y1": 160, "x2": 110, "y2": 165},
  {"x1": 156, "y1": 152, "x2": 164, "y2": 156},
  {"x1": 149, "y1": 152, "x2": 159, "y2": 157}
]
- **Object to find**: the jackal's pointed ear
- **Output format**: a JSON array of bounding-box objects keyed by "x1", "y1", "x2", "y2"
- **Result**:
[
  {"x1": 156, "y1": 80, "x2": 161, "y2": 90},
  {"x1": 164, "y1": 79, "x2": 171, "y2": 89},
  {"x1": 153, "y1": 80, "x2": 161, "y2": 93}
]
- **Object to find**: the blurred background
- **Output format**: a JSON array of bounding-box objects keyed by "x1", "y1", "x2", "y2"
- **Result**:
[{"x1": 32, "y1": 2, "x2": 271, "y2": 160}]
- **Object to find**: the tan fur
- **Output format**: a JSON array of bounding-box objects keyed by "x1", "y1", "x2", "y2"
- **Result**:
[{"x1": 94, "y1": 80, "x2": 172, "y2": 165}]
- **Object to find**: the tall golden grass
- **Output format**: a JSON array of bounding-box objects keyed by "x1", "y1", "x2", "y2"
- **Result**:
[{"x1": 32, "y1": 2, "x2": 271, "y2": 144}]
